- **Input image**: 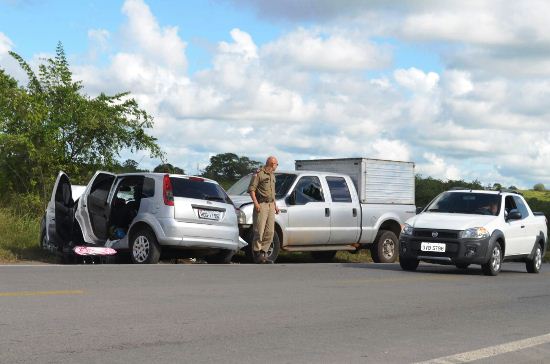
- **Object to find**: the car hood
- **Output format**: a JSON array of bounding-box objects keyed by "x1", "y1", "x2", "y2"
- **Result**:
[
  {"x1": 408, "y1": 212, "x2": 498, "y2": 231},
  {"x1": 230, "y1": 195, "x2": 253, "y2": 208}
]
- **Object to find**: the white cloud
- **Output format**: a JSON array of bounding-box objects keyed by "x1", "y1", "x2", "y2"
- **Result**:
[
  {"x1": 0, "y1": 32, "x2": 13, "y2": 55},
  {"x1": 262, "y1": 28, "x2": 390, "y2": 72},
  {"x1": 394, "y1": 68, "x2": 439, "y2": 93},
  {"x1": 121, "y1": 0, "x2": 187, "y2": 72},
  {"x1": 418, "y1": 153, "x2": 461, "y2": 181}
]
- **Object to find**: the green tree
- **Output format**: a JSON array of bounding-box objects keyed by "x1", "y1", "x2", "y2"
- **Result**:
[
  {"x1": 415, "y1": 175, "x2": 483, "y2": 207},
  {"x1": 153, "y1": 163, "x2": 184, "y2": 174},
  {"x1": 493, "y1": 183, "x2": 502, "y2": 190},
  {"x1": 533, "y1": 183, "x2": 546, "y2": 192},
  {"x1": 201, "y1": 153, "x2": 262, "y2": 188},
  {"x1": 0, "y1": 42, "x2": 162, "y2": 205},
  {"x1": 112, "y1": 159, "x2": 149, "y2": 174}
]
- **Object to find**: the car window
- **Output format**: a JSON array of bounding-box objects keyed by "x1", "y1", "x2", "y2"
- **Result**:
[
  {"x1": 89, "y1": 177, "x2": 113, "y2": 205},
  {"x1": 170, "y1": 177, "x2": 232, "y2": 204},
  {"x1": 293, "y1": 176, "x2": 324, "y2": 204},
  {"x1": 504, "y1": 196, "x2": 517, "y2": 217},
  {"x1": 142, "y1": 177, "x2": 155, "y2": 198},
  {"x1": 227, "y1": 173, "x2": 297, "y2": 199},
  {"x1": 512, "y1": 196, "x2": 529, "y2": 219},
  {"x1": 326, "y1": 177, "x2": 352, "y2": 203}
]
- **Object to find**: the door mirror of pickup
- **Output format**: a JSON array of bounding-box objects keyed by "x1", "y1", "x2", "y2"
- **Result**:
[
  {"x1": 416, "y1": 206, "x2": 424, "y2": 214},
  {"x1": 287, "y1": 190, "x2": 296, "y2": 206},
  {"x1": 506, "y1": 210, "x2": 522, "y2": 221}
]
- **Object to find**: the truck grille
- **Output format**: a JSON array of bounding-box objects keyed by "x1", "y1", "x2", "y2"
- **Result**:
[{"x1": 413, "y1": 229, "x2": 459, "y2": 240}]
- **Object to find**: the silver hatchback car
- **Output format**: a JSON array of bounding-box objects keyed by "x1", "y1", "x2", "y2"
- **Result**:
[{"x1": 41, "y1": 171, "x2": 246, "y2": 264}]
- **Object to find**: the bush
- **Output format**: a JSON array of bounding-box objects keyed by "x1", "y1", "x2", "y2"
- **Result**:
[{"x1": 534, "y1": 183, "x2": 546, "y2": 192}]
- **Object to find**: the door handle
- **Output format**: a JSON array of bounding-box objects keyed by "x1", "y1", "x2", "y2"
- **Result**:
[
  {"x1": 521, "y1": 225, "x2": 525, "y2": 228},
  {"x1": 325, "y1": 208, "x2": 330, "y2": 217},
  {"x1": 352, "y1": 208, "x2": 357, "y2": 217}
]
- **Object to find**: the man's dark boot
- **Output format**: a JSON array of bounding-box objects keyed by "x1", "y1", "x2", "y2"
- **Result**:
[{"x1": 255, "y1": 251, "x2": 266, "y2": 264}]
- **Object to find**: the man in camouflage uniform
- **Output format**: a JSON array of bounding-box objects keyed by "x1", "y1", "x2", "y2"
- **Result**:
[{"x1": 248, "y1": 156, "x2": 280, "y2": 263}]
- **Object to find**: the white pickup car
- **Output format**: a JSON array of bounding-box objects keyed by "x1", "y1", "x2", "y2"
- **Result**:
[
  {"x1": 399, "y1": 188, "x2": 548, "y2": 275},
  {"x1": 229, "y1": 158, "x2": 416, "y2": 263}
]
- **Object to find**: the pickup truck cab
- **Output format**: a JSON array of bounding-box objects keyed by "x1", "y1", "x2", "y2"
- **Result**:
[
  {"x1": 399, "y1": 189, "x2": 548, "y2": 275},
  {"x1": 229, "y1": 170, "x2": 415, "y2": 263}
]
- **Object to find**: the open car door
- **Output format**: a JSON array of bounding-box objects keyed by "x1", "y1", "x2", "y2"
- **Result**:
[
  {"x1": 46, "y1": 171, "x2": 75, "y2": 252},
  {"x1": 75, "y1": 171, "x2": 116, "y2": 244}
]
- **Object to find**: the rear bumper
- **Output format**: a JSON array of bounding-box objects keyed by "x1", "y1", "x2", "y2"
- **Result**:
[
  {"x1": 156, "y1": 217, "x2": 241, "y2": 251},
  {"x1": 400, "y1": 235, "x2": 492, "y2": 265}
]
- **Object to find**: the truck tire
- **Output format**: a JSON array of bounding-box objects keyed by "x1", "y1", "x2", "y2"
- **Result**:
[
  {"x1": 400, "y1": 257, "x2": 419, "y2": 271},
  {"x1": 265, "y1": 230, "x2": 281, "y2": 263},
  {"x1": 310, "y1": 251, "x2": 337, "y2": 262},
  {"x1": 371, "y1": 230, "x2": 399, "y2": 263},
  {"x1": 481, "y1": 242, "x2": 502, "y2": 276},
  {"x1": 525, "y1": 243, "x2": 543, "y2": 274},
  {"x1": 246, "y1": 229, "x2": 281, "y2": 263},
  {"x1": 205, "y1": 249, "x2": 235, "y2": 264},
  {"x1": 130, "y1": 228, "x2": 161, "y2": 264}
]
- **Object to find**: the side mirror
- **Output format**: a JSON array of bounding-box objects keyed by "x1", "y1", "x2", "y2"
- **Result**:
[
  {"x1": 416, "y1": 206, "x2": 424, "y2": 214},
  {"x1": 507, "y1": 210, "x2": 522, "y2": 221},
  {"x1": 287, "y1": 190, "x2": 296, "y2": 206}
]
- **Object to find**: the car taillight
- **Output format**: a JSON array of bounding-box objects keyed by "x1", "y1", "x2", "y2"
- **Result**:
[{"x1": 163, "y1": 174, "x2": 174, "y2": 206}]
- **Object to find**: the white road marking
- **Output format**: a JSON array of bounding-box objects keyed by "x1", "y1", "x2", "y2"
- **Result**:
[{"x1": 415, "y1": 333, "x2": 550, "y2": 363}]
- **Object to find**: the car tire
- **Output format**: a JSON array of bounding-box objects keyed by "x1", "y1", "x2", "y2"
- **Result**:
[
  {"x1": 310, "y1": 251, "x2": 337, "y2": 262},
  {"x1": 371, "y1": 230, "x2": 399, "y2": 263},
  {"x1": 130, "y1": 228, "x2": 161, "y2": 264},
  {"x1": 456, "y1": 263, "x2": 470, "y2": 269},
  {"x1": 526, "y1": 243, "x2": 543, "y2": 274},
  {"x1": 205, "y1": 249, "x2": 235, "y2": 264},
  {"x1": 482, "y1": 242, "x2": 502, "y2": 276},
  {"x1": 265, "y1": 230, "x2": 281, "y2": 263},
  {"x1": 400, "y1": 257, "x2": 419, "y2": 271}
]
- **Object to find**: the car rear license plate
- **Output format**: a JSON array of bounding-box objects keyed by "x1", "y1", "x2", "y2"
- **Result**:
[
  {"x1": 421, "y1": 242, "x2": 446, "y2": 252},
  {"x1": 197, "y1": 209, "x2": 221, "y2": 221}
]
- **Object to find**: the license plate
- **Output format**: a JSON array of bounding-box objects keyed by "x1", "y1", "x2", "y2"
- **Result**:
[
  {"x1": 197, "y1": 209, "x2": 221, "y2": 221},
  {"x1": 421, "y1": 242, "x2": 446, "y2": 252}
]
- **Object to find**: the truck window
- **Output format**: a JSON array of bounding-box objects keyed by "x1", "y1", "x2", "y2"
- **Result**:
[
  {"x1": 512, "y1": 196, "x2": 529, "y2": 219},
  {"x1": 293, "y1": 176, "x2": 324, "y2": 204},
  {"x1": 326, "y1": 177, "x2": 352, "y2": 203}
]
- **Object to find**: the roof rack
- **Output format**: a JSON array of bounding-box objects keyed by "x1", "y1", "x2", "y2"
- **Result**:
[{"x1": 449, "y1": 187, "x2": 472, "y2": 191}]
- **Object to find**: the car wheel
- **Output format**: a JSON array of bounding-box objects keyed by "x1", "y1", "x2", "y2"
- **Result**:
[
  {"x1": 130, "y1": 228, "x2": 161, "y2": 264},
  {"x1": 456, "y1": 263, "x2": 470, "y2": 269},
  {"x1": 371, "y1": 230, "x2": 399, "y2": 263},
  {"x1": 526, "y1": 243, "x2": 543, "y2": 274},
  {"x1": 482, "y1": 242, "x2": 502, "y2": 276},
  {"x1": 265, "y1": 230, "x2": 281, "y2": 263},
  {"x1": 400, "y1": 257, "x2": 419, "y2": 271},
  {"x1": 205, "y1": 249, "x2": 235, "y2": 264},
  {"x1": 310, "y1": 251, "x2": 337, "y2": 262}
]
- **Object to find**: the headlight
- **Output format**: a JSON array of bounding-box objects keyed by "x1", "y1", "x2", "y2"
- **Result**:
[
  {"x1": 401, "y1": 223, "x2": 414, "y2": 236},
  {"x1": 459, "y1": 227, "x2": 490, "y2": 239},
  {"x1": 237, "y1": 209, "x2": 247, "y2": 224}
]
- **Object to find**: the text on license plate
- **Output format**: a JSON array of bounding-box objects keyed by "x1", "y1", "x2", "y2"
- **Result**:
[
  {"x1": 421, "y1": 242, "x2": 446, "y2": 252},
  {"x1": 197, "y1": 209, "x2": 221, "y2": 220}
]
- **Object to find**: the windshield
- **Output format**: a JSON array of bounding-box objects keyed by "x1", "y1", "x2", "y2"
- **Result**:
[
  {"x1": 226, "y1": 173, "x2": 297, "y2": 199},
  {"x1": 426, "y1": 192, "x2": 501, "y2": 215}
]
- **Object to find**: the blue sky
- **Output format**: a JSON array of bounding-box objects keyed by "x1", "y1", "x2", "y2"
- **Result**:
[{"x1": 0, "y1": 0, "x2": 549, "y2": 188}]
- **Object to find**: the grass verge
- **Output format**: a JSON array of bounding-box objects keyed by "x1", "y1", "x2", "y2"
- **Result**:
[{"x1": 0, "y1": 208, "x2": 46, "y2": 263}]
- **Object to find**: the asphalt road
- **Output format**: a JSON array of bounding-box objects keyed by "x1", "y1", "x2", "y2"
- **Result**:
[{"x1": 1, "y1": 262, "x2": 550, "y2": 364}]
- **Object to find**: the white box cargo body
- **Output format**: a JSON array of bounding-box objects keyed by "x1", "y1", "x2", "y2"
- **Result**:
[{"x1": 295, "y1": 158, "x2": 415, "y2": 205}]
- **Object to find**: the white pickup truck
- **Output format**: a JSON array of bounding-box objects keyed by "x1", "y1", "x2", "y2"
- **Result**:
[
  {"x1": 399, "y1": 188, "x2": 548, "y2": 275},
  {"x1": 229, "y1": 158, "x2": 416, "y2": 263}
]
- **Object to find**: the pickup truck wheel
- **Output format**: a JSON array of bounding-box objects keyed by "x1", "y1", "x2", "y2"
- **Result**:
[
  {"x1": 205, "y1": 249, "x2": 235, "y2": 264},
  {"x1": 526, "y1": 244, "x2": 543, "y2": 274},
  {"x1": 265, "y1": 231, "x2": 281, "y2": 263},
  {"x1": 371, "y1": 230, "x2": 399, "y2": 263},
  {"x1": 310, "y1": 251, "x2": 337, "y2": 262},
  {"x1": 481, "y1": 242, "x2": 502, "y2": 276},
  {"x1": 400, "y1": 258, "x2": 419, "y2": 271},
  {"x1": 130, "y1": 228, "x2": 161, "y2": 264},
  {"x1": 456, "y1": 263, "x2": 470, "y2": 269}
]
